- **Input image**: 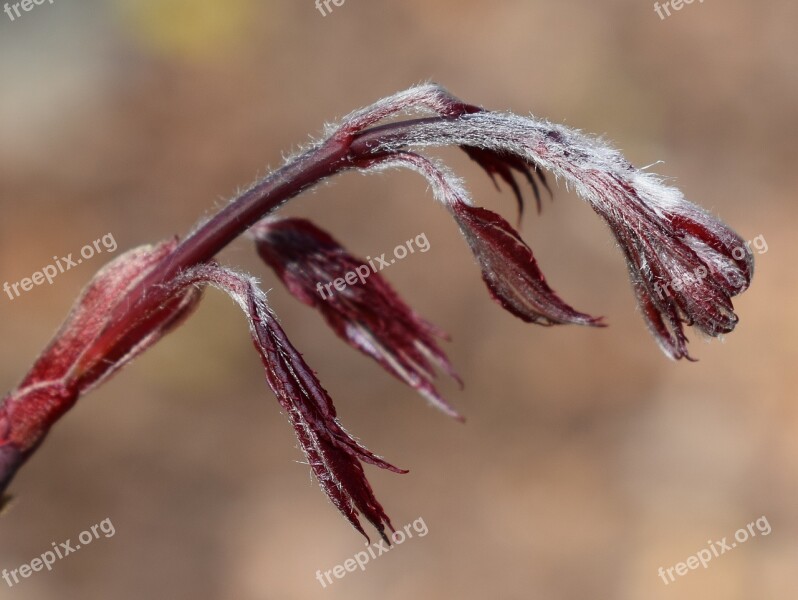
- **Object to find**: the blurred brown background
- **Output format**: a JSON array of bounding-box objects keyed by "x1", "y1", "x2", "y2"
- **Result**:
[{"x1": 0, "y1": 1, "x2": 796, "y2": 598}]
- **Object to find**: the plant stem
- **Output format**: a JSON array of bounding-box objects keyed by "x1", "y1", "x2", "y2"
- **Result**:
[{"x1": 96, "y1": 117, "x2": 441, "y2": 354}]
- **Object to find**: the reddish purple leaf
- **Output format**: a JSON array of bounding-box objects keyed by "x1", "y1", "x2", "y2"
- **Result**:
[
  {"x1": 583, "y1": 171, "x2": 749, "y2": 359},
  {"x1": 450, "y1": 199, "x2": 604, "y2": 327},
  {"x1": 461, "y1": 146, "x2": 551, "y2": 219},
  {"x1": 252, "y1": 217, "x2": 463, "y2": 420},
  {"x1": 167, "y1": 264, "x2": 405, "y2": 542}
]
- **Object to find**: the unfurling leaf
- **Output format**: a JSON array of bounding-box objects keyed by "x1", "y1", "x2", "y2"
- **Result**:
[
  {"x1": 167, "y1": 264, "x2": 405, "y2": 542},
  {"x1": 252, "y1": 217, "x2": 462, "y2": 419}
]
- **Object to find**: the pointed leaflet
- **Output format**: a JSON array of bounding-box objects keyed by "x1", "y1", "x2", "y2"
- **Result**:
[
  {"x1": 167, "y1": 264, "x2": 405, "y2": 542},
  {"x1": 450, "y1": 199, "x2": 604, "y2": 326},
  {"x1": 251, "y1": 217, "x2": 462, "y2": 420},
  {"x1": 359, "y1": 150, "x2": 603, "y2": 327}
]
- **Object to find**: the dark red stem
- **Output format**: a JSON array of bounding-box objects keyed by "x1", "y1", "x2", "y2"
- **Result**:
[{"x1": 88, "y1": 117, "x2": 441, "y2": 361}]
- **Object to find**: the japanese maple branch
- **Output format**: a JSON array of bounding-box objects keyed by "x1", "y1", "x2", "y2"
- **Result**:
[{"x1": 0, "y1": 84, "x2": 752, "y2": 538}]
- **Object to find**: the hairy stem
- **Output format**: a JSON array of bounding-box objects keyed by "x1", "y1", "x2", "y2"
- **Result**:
[{"x1": 84, "y1": 117, "x2": 444, "y2": 366}]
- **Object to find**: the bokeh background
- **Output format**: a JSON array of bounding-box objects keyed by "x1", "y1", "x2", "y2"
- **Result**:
[{"x1": 1, "y1": 1, "x2": 796, "y2": 598}]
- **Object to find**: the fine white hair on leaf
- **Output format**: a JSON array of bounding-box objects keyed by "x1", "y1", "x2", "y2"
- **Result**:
[
  {"x1": 329, "y1": 82, "x2": 470, "y2": 137},
  {"x1": 364, "y1": 111, "x2": 691, "y2": 217},
  {"x1": 360, "y1": 151, "x2": 474, "y2": 208}
]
